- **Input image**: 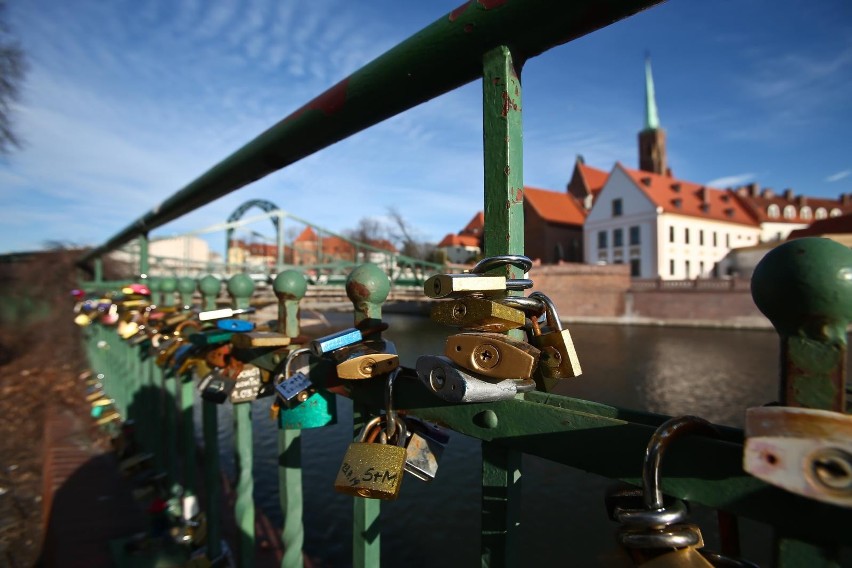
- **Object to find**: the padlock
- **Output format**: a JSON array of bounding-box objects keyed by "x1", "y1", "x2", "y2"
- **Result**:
[
  {"x1": 273, "y1": 348, "x2": 316, "y2": 409},
  {"x1": 189, "y1": 328, "x2": 234, "y2": 348},
  {"x1": 169, "y1": 343, "x2": 196, "y2": 371},
  {"x1": 309, "y1": 327, "x2": 363, "y2": 357},
  {"x1": 156, "y1": 338, "x2": 185, "y2": 367},
  {"x1": 334, "y1": 414, "x2": 408, "y2": 500},
  {"x1": 334, "y1": 339, "x2": 399, "y2": 380},
  {"x1": 216, "y1": 318, "x2": 255, "y2": 332},
  {"x1": 414, "y1": 355, "x2": 535, "y2": 403},
  {"x1": 430, "y1": 296, "x2": 526, "y2": 332},
  {"x1": 231, "y1": 331, "x2": 292, "y2": 349},
  {"x1": 198, "y1": 369, "x2": 236, "y2": 404},
  {"x1": 402, "y1": 416, "x2": 449, "y2": 482},
  {"x1": 609, "y1": 416, "x2": 758, "y2": 568},
  {"x1": 204, "y1": 344, "x2": 232, "y2": 369},
  {"x1": 227, "y1": 364, "x2": 270, "y2": 404},
  {"x1": 198, "y1": 306, "x2": 256, "y2": 321},
  {"x1": 444, "y1": 332, "x2": 540, "y2": 380},
  {"x1": 527, "y1": 291, "x2": 582, "y2": 391}
]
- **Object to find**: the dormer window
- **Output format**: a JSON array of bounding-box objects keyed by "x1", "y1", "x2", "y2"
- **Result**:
[
  {"x1": 671, "y1": 183, "x2": 681, "y2": 192},
  {"x1": 830, "y1": 208, "x2": 842, "y2": 217},
  {"x1": 767, "y1": 204, "x2": 780, "y2": 218},
  {"x1": 816, "y1": 207, "x2": 828, "y2": 220},
  {"x1": 725, "y1": 208, "x2": 735, "y2": 218},
  {"x1": 800, "y1": 206, "x2": 812, "y2": 220},
  {"x1": 641, "y1": 177, "x2": 652, "y2": 187},
  {"x1": 783, "y1": 205, "x2": 796, "y2": 219},
  {"x1": 672, "y1": 198, "x2": 682, "y2": 209}
]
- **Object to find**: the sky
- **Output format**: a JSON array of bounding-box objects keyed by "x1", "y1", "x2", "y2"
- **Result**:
[{"x1": 1, "y1": 0, "x2": 851, "y2": 256}]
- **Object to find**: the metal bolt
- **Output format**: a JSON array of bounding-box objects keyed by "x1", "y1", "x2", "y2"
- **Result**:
[
  {"x1": 473, "y1": 344, "x2": 500, "y2": 370},
  {"x1": 359, "y1": 358, "x2": 376, "y2": 375},
  {"x1": 810, "y1": 448, "x2": 852, "y2": 492},
  {"x1": 451, "y1": 301, "x2": 467, "y2": 320}
]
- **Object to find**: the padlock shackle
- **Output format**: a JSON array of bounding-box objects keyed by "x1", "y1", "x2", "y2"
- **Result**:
[
  {"x1": 643, "y1": 416, "x2": 719, "y2": 511},
  {"x1": 385, "y1": 367, "x2": 402, "y2": 439},
  {"x1": 357, "y1": 414, "x2": 407, "y2": 447},
  {"x1": 470, "y1": 255, "x2": 532, "y2": 275},
  {"x1": 529, "y1": 292, "x2": 562, "y2": 331},
  {"x1": 283, "y1": 347, "x2": 312, "y2": 379},
  {"x1": 494, "y1": 295, "x2": 546, "y2": 317}
]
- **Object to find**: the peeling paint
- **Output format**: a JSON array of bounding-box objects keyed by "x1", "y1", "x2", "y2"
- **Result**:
[
  {"x1": 285, "y1": 78, "x2": 350, "y2": 123},
  {"x1": 449, "y1": 1, "x2": 473, "y2": 22},
  {"x1": 501, "y1": 91, "x2": 519, "y2": 117}
]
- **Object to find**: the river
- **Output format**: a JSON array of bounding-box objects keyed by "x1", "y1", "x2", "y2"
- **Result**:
[{"x1": 207, "y1": 314, "x2": 834, "y2": 567}]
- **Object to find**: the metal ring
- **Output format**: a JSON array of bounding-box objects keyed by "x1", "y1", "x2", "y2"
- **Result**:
[
  {"x1": 470, "y1": 255, "x2": 532, "y2": 275},
  {"x1": 617, "y1": 525, "x2": 702, "y2": 550},
  {"x1": 529, "y1": 291, "x2": 561, "y2": 331},
  {"x1": 505, "y1": 278, "x2": 534, "y2": 291},
  {"x1": 614, "y1": 499, "x2": 689, "y2": 529}
]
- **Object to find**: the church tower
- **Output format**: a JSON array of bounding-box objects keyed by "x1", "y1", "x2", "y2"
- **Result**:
[{"x1": 638, "y1": 56, "x2": 667, "y2": 175}]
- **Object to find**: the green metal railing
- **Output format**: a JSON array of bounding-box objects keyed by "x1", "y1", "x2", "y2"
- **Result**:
[{"x1": 74, "y1": 1, "x2": 852, "y2": 567}]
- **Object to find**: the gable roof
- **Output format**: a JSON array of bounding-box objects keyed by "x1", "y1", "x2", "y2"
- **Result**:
[
  {"x1": 438, "y1": 233, "x2": 480, "y2": 248},
  {"x1": 577, "y1": 164, "x2": 609, "y2": 196},
  {"x1": 294, "y1": 226, "x2": 317, "y2": 242},
  {"x1": 460, "y1": 212, "x2": 484, "y2": 236},
  {"x1": 788, "y1": 212, "x2": 852, "y2": 239},
  {"x1": 732, "y1": 190, "x2": 852, "y2": 224},
  {"x1": 524, "y1": 186, "x2": 586, "y2": 226},
  {"x1": 616, "y1": 163, "x2": 758, "y2": 227}
]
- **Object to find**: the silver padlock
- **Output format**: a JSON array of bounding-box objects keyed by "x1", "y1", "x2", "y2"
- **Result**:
[
  {"x1": 273, "y1": 347, "x2": 316, "y2": 409},
  {"x1": 414, "y1": 355, "x2": 535, "y2": 403},
  {"x1": 403, "y1": 416, "x2": 450, "y2": 482}
]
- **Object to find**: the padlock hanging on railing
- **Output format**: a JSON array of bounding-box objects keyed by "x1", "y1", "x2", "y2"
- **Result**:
[
  {"x1": 423, "y1": 254, "x2": 534, "y2": 299},
  {"x1": 414, "y1": 354, "x2": 535, "y2": 403},
  {"x1": 525, "y1": 291, "x2": 582, "y2": 392}
]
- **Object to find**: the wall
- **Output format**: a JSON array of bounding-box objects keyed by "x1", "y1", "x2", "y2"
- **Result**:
[
  {"x1": 627, "y1": 279, "x2": 766, "y2": 325},
  {"x1": 532, "y1": 263, "x2": 630, "y2": 318},
  {"x1": 524, "y1": 206, "x2": 583, "y2": 264}
]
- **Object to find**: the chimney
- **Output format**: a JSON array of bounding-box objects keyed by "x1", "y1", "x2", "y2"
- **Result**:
[
  {"x1": 842, "y1": 194, "x2": 851, "y2": 206},
  {"x1": 700, "y1": 187, "x2": 709, "y2": 204},
  {"x1": 762, "y1": 188, "x2": 775, "y2": 199},
  {"x1": 748, "y1": 182, "x2": 760, "y2": 197},
  {"x1": 784, "y1": 188, "x2": 794, "y2": 201},
  {"x1": 796, "y1": 194, "x2": 807, "y2": 206},
  {"x1": 736, "y1": 187, "x2": 748, "y2": 197}
]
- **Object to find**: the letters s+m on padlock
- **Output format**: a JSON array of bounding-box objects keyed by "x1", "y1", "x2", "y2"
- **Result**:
[
  {"x1": 526, "y1": 291, "x2": 582, "y2": 392},
  {"x1": 334, "y1": 414, "x2": 408, "y2": 500}
]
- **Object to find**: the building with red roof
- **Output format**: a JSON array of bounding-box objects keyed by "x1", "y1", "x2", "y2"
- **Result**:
[
  {"x1": 567, "y1": 157, "x2": 609, "y2": 210},
  {"x1": 524, "y1": 186, "x2": 587, "y2": 263}
]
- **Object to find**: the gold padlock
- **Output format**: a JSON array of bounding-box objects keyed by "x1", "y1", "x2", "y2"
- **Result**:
[
  {"x1": 444, "y1": 332, "x2": 540, "y2": 380},
  {"x1": 527, "y1": 291, "x2": 581, "y2": 391},
  {"x1": 334, "y1": 340, "x2": 399, "y2": 380},
  {"x1": 335, "y1": 415, "x2": 407, "y2": 500},
  {"x1": 430, "y1": 296, "x2": 526, "y2": 332},
  {"x1": 637, "y1": 543, "x2": 714, "y2": 567},
  {"x1": 230, "y1": 331, "x2": 292, "y2": 349},
  {"x1": 155, "y1": 338, "x2": 184, "y2": 367}
]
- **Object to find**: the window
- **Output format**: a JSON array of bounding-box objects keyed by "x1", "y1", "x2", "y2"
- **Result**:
[
  {"x1": 597, "y1": 231, "x2": 607, "y2": 249},
  {"x1": 669, "y1": 259, "x2": 675, "y2": 276},
  {"x1": 816, "y1": 207, "x2": 828, "y2": 220},
  {"x1": 685, "y1": 228, "x2": 690, "y2": 244},
  {"x1": 698, "y1": 261, "x2": 704, "y2": 277},
  {"x1": 800, "y1": 206, "x2": 812, "y2": 220},
  {"x1": 613, "y1": 228, "x2": 624, "y2": 247},
  {"x1": 726, "y1": 233, "x2": 730, "y2": 248},
  {"x1": 831, "y1": 208, "x2": 842, "y2": 217},
  {"x1": 713, "y1": 232, "x2": 717, "y2": 247},
  {"x1": 669, "y1": 226, "x2": 675, "y2": 243},
  {"x1": 629, "y1": 226, "x2": 640, "y2": 246},
  {"x1": 767, "y1": 204, "x2": 780, "y2": 218},
  {"x1": 612, "y1": 198, "x2": 623, "y2": 217},
  {"x1": 630, "y1": 258, "x2": 641, "y2": 277},
  {"x1": 699, "y1": 230, "x2": 704, "y2": 246},
  {"x1": 685, "y1": 260, "x2": 691, "y2": 279},
  {"x1": 783, "y1": 205, "x2": 796, "y2": 219}
]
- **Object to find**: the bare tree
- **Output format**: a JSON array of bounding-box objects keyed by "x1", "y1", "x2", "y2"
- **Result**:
[
  {"x1": 387, "y1": 206, "x2": 435, "y2": 259},
  {"x1": 345, "y1": 216, "x2": 387, "y2": 245},
  {"x1": 0, "y1": 0, "x2": 26, "y2": 154}
]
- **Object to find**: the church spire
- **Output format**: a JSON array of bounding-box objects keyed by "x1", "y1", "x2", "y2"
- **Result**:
[
  {"x1": 643, "y1": 54, "x2": 660, "y2": 131},
  {"x1": 638, "y1": 53, "x2": 668, "y2": 175}
]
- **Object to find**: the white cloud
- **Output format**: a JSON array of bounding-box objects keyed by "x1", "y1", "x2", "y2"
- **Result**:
[
  {"x1": 706, "y1": 173, "x2": 756, "y2": 188},
  {"x1": 825, "y1": 170, "x2": 851, "y2": 183}
]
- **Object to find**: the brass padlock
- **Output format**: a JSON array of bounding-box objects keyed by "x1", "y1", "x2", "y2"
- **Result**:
[
  {"x1": 334, "y1": 339, "x2": 399, "y2": 380},
  {"x1": 335, "y1": 414, "x2": 407, "y2": 500},
  {"x1": 527, "y1": 291, "x2": 581, "y2": 391},
  {"x1": 430, "y1": 296, "x2": 526, "y2": 332},
  {"x1": 444, "y1": 332, "x2": 539, "y2": 380}
]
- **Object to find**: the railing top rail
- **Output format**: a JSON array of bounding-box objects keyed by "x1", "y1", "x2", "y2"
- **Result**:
[{"x1": 78, "y1": 0, "x2": 662, "y2": 265}]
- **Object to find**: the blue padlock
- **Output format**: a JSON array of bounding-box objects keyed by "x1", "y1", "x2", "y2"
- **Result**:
[{"x1": 216, "y1": 318, "x2": 255, "y2": 332}]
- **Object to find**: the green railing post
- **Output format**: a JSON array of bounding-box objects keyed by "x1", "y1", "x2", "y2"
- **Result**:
[
  {"x1": 752, "y1": 237, "x2": 852, "y2": 567},
  {"x1": 479, "y1": 45, "x2": 525, "y2": 568},
  {"x1": 93, "y1": 257, "x2": 103, "y2": 284},
  {"x1": 145, "y1": 277, "x2": 165, "y2": 472},
  {"x1": 198, "y1": 274, "x2": 223, "y2": 561},
  {"x1": 139, "y1": 234, "x2": 150, "y2": 277},
  {"x1": 177, "y1": 276, "x2": 198, "y2": 516},
  {"x1": 228, "y1": 273, "x2": 256, "y2": 568},
  {"x1": 159, "y1": 276, "x2": 181, "y2": 501},
  {"x1": 273, "y1": 269, "x2": 308, "y2": 568},
  {"x1": 346, "y1": 263, "x2": 390, "y2": 568}
]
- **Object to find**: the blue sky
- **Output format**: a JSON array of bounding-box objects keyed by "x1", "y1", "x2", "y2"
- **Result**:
[{"x1": 1, "y1": 0, "x2": 850, "y2": 255}]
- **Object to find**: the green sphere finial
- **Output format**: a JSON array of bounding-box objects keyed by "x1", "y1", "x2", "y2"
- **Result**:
[
  {"x1": 752, "y1": 238, "x2": 852, "y2": 337},
  {"x1": 273, "y1": 270, "x2": 307, "y2": 301},
  {"x1": 198, "y1": 274, "x2": 221, "y2": 297},
  {"x1": 346, "y1": 263, "x2": 390, "y2": 322},
  {"x1": 227, "y1": 273, "x2": 255, "y2": 304},
  {"x1": 159, "y1": 277, "x2": 177, "y2": 293},
  {"x1": 147, "y1": 276, "x2": 161, "y2": 293},
  {"x1": 177, "y1": 277, "x2": 196, "y2": 295}
]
